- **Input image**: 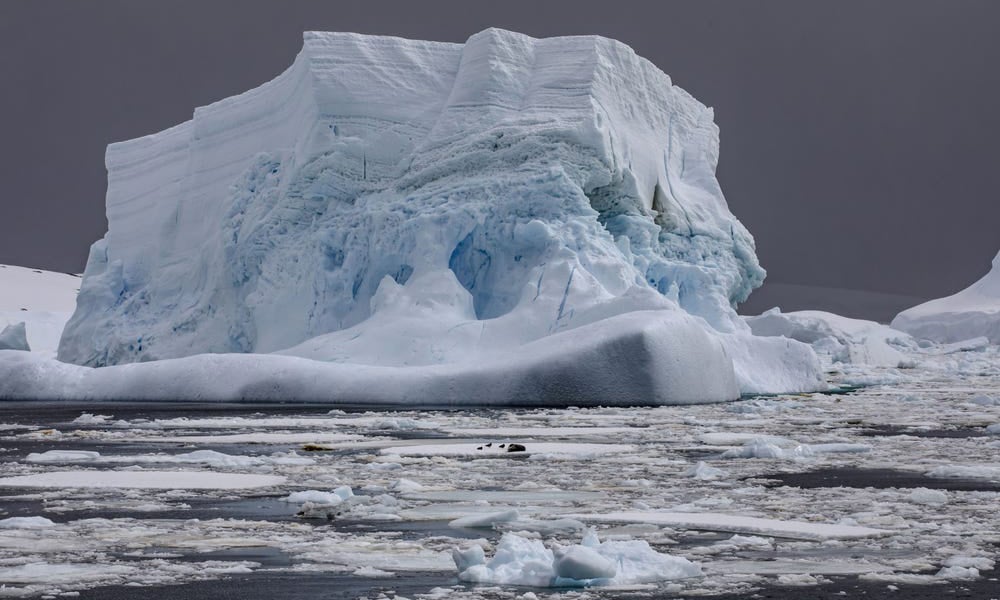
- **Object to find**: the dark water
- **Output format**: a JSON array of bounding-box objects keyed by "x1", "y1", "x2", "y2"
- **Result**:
[{"x1": 763, "y1": 467, "x2": 1000, "y2": 492}]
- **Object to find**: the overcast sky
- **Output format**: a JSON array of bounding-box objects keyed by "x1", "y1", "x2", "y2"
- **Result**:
[{"x1": 1, "y1": 0, "x2": 998, "y2": 317}]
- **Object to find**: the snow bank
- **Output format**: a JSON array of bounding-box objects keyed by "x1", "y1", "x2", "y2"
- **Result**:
[
  {"x1": 453, "y1": 530, "x2": 701, "y2": 586},
  {"x1": 745, "y1": 308, "x2": 917, "y2": 367},
  {"x1": 31, "y1": 28, "x2": 823, "y2": 404},
  {"x1": 892, "y1": 250, "x2": 1000, "y2": 344}
]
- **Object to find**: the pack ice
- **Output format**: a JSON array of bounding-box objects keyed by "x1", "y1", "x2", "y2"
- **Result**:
[
  {"x1": 892, "y1": 249, "x2": 1000, "y2": 344},
  {"x1": 4, "y1": 29, "x2": 823, "y2": 403}
]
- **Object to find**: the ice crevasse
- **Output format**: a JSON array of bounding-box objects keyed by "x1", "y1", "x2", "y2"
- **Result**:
[{"x1": 9, "y1": 29, "x2": 824, "y2": 403}]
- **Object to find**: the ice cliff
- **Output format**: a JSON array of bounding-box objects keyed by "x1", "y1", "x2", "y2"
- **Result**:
[
  {"x1": 41, "y1": 29, "x2": 822, "y2": 403},
  {"x1": 892, "y1": 250, "x2": 1000, "y2": 344}
]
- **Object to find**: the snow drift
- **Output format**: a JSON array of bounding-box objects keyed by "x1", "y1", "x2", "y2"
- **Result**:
[
  {"x1": 892, "y1": 250, "x2": 1000, "y2": 344},
  {"x1": 7, "y1": 29, "x2": 824, "y2": 403}
]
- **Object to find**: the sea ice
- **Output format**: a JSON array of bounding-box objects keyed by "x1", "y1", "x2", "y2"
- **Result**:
[{"x1": 0, "y1": 470, "x2": 286, "y2": 490}]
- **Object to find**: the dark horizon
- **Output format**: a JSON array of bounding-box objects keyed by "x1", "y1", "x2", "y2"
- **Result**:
[{"x1": 2, "y1": 1, "x2": 998, "y2": 319}]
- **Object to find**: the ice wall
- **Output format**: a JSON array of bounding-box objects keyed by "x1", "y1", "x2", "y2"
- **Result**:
[{"x1": 59, "y1": 29, "x2": 767, "y2": 378}]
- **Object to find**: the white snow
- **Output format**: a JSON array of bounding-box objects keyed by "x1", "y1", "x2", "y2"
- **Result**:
[
  {"x1": 0, "y1": 470, "x2": 286, "y2": 490},
  {"x1": 5, "y1": 28, "x2": 823, "y2": 405},
  {"x1": 893, "y1": 249, "x2": 1000, "y2": 344},
  {"x1": 453, "y1": 530, "x2": 701, "y2": 586}
]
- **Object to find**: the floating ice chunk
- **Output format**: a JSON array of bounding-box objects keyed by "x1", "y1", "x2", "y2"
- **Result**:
[
  {"x1": 552, "y1": 544, "x2": 617, "y2": 580},
  {"x1": 908, "y1": 488, "x2": 949, "y2": 505},
  {"x1": 282, "y1": 490, "x2": 346, "y2": 505},
  {"x1": 936, "y1": 565, "x2": 980, "y2": 580},
  {"x1": 389, "y1": 478, "x2": 424, "y2": 493},
  {"x1": 0, "y1": 516, "x2": 56, "y2": 529},
  {"x1": 972, "y1": 395, "x2": 1000, "y2": 407},
  {"x1": 450, "y1": 510, "x2": 520, "y2": 529},
  {"x1": 453, "y1": 531, "x2": 699, "y2": 587},
  {"x1": 721, "y1": 439, "x2": 869, "y2": 460},
  {"x1": 25, "y1": 449, "x2": 314, "y2": 467},
  {"x1": 353, "y1": 565, "x2": 395, "y2": 577},
  {"x1": 986, "y1": 423, "x2": 1000, "y2": 435},
  {"x1": 381, "y1": 442, "x2": 633, "y2": 458},
  {"x1": 71, "y1": 412, "x2": 113, "y2": 425},
  {"x1": 568, "y1": 512, "x2": 888, "y2": 540},
  {"x1": 283, "y1": 486, "x2": 353, "y2": 506},
  {"x1": 683, "y1": 461, "x2": 727, "y2": 480},
  {"x1": 943, "y1": 556, "x2": 995, "y2": 571},
  {"x1": 776, "y1": 573, "x2": 823, "y2": 586},
  {"x1": 0, "y1": 470, "x2": 285, "y2": 490}
]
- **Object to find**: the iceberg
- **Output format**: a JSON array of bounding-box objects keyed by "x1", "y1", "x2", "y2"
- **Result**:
[
  {"x1": 4, "y1": 29, "x2": 824, "y2": 403},
  {"x1": 0, "y1": 264, "x2": 80, "y2": 356},
  {"x1": 892, "y1": 250, "x2": 1000, "y2": 344},
  {"x1": 745, "y1": 308, "x2": 918, "y2": 367},
  {"x1": 0, "y1": 322, "x2": 30, "y2": 352}
]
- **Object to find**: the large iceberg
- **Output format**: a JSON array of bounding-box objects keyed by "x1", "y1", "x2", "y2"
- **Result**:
[
  {"x1": 892, "y1": 250, "x2": 1000, "y2": 344},
  {"x1": 5, "y1": 29, "x2": 823, "y2": 403}
]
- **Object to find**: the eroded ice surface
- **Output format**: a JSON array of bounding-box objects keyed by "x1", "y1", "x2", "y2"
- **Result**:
[{"x1": 29, "y1": 28, "x2": 824, "y2": 404}]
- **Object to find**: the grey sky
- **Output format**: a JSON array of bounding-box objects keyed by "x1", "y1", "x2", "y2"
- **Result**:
[{"x1": 1, "y1": 1, "x2": 998, "y2": 319}]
